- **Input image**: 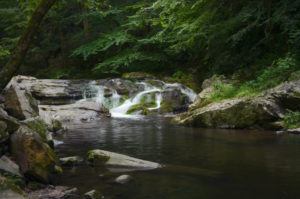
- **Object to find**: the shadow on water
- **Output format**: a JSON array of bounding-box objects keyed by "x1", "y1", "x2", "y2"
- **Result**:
[{"x1": 54, "y1": 117, "x2": 300, "y2": 199}]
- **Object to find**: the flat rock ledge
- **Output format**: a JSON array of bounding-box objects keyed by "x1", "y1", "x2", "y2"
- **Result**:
[{"x1": 87, "y1": 149, "x2": 161, "y2": 171}]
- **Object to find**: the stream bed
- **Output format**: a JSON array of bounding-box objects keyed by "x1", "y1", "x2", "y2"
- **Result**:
[{"x1": 54, "y1": 117, "x2": 300, "y2": 199}]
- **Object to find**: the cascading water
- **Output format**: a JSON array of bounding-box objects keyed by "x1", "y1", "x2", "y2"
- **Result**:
[{"x1": 83, "y1": 79, "x2": 197, "y2": 119}]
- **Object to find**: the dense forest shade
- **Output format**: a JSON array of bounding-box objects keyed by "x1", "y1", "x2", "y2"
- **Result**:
[{"x1": 0, "y1": 0, "x2": 299, "y2": 89}]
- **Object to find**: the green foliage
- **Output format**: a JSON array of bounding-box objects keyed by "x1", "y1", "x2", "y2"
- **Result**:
[{"x1": 284, "y1": 111, "x2": 300, "y2": 129}]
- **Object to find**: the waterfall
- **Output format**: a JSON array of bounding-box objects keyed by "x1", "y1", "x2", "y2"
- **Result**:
[{"x1": 83, "y1": 79, "x2": 197, "y2": 119}]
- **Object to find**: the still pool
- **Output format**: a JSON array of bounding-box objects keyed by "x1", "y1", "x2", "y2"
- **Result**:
[{"x1": 54, "y1": 117, "x2": 300, "y2": 199}]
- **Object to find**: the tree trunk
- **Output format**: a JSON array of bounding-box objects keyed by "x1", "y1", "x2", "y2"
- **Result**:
[{"x1": 0, "y1": 0, "x2": 57, "y2": 89}]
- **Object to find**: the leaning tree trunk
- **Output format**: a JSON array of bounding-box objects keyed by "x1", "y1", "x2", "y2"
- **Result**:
[{"x1": 0, "y1": 0, "x2": 58, "y2": 89}]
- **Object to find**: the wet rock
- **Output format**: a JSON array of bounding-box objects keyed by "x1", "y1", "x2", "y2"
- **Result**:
[
  {"x1": 287, "y1": 128, "x2": 300, "y2": 134},
  {"x1": 87, "y1": 149, "x2": 161, "y2": 171},
  {"x1": 175, "y1": 97, "x2": 283, "y2": 129},
  {"x1": 161, "y1": 88, "x2": 190, "y2": 113},
  {"x1": 0, "y1": 107, "x2": 20, "y2": 133},
  {"x1": 28, "y1": 186, "x2": 80, "y2": 199},
  {"x1": 99, "y1": 78, "x2": 141, "y2": 96},
  {"x1": 114, "y1": 175, "x2": 132, "y2": 184},
  {"x1": 84, "y1": 189, "x2": 102, "y2": 199},
  {"x1": 10, "y1": 125, "x2": 60, "y2": 183},
  {"x1": 60, "y1": 156, "x2": 84, "y2": 166},
  {"x1": 3, "y1": 76, "x2": 39, "y2": 120},
  {"x1": 0, "y1": 156, "x2": 22, "y2": 177},
  {"x1": 39, "y1": 101, "x2": 108, "y2": 122}
]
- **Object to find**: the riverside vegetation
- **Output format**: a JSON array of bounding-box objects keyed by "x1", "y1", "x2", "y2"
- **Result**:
[{"x1": 0, "y1": 0, "x2": 300, "y2": 199}]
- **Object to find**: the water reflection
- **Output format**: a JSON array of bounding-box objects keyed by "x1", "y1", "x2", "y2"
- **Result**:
[{"x1": 55, "y1": 117, "x2": 300, "y2": 199}]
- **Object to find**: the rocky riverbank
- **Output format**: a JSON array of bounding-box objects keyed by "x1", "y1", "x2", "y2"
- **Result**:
[
  {"x1": 174, "y1": 76, "x2": 300, "y2": 132},
  {"x1": 0, "y1": 75, "x2": 169, "y2": 199}
]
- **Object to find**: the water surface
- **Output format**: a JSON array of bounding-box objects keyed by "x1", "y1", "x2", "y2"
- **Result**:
[{"x1": 55, "y1": 117, "x2": 300, "y2": 199}]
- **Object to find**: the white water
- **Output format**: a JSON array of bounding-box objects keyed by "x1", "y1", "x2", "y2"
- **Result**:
[{"x1": 84, "y1": 80, "x2": 197, "y2": 119}]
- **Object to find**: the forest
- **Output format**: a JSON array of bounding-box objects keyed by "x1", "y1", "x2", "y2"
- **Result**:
[{"x1": 1, "y1": 0, "x2": 300, "y2": 199}]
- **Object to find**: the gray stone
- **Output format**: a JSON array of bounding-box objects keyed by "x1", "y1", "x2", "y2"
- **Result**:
[
  {"x1": 39, "y1": 101, "x2": 109, "y2": 123},
  {"x1": 87, "y1": 149, "x2": 161, "y2": 171},
  {"x1": 115, "y1": 175, "x2": 132, "y2": 184},
  {"x1": 0, "y1": 156, "x2": 22, "y2": 177},
  {"x1": 3, "y1": 76, "x2": 39, "y2": 120},
  {"x1": 84, "y1": 189, "x2": 102, "y2": 199},
  {"x1": 287, "y1": 128, "x2": 300, "y2": 134}
]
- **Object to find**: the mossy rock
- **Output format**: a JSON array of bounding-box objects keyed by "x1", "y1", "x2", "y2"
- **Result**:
[
  {"x1": 0, "y1": 121, "x2": 8, "y2": 143},
  {"x1": 23, "y1": 117, "x2": 48, "y2": 142},
  {"x1": 10, "y1": 125, "x2": 60, "y2": 183},
  {"x1": 87, "y1": 150, "x2": 110, "y2": 166}
]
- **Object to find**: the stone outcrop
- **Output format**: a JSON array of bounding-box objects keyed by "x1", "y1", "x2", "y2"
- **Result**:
[
  {"x1": 3, "y1": 76, "x2": 39, "y2": 120},
  {"x1": 39, "y1": 100, "x2": 109, "y2": 122},
  {"x1": 10, "y1": 125, "x2": 61, "y2": 183},
  {"x1": 87, "y1": 149, "x2": 161, "y2": 171},
  {"x1": 175, "y1": 80, "x2": 300, "y2": 129}
]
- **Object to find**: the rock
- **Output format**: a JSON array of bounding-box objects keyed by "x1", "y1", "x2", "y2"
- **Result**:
[
  {"x1": 0, "y1": 121, "x2": 8, "y2": 143},
  {"x1": 28, "y1": 186, "x2": 80, "y2": 199},
  {"x1": 87, "y1": 149, "x2": 161, "y2": 171},
  {"x1": 84, "y1": 189, "x2": 102, "y2": 199},
  {"x1": 99, "y1": 78, "x2": 142, "y2": 96},
  {"x1": 60, "y1": 156, "x2": 84, "y2": 166},
  {"x1": 22, "y1": 117, "x2": 48, "y2": 141},
  {"x1": 39, "y1": 101, "x2": 108, "y2": 122},
  {"x1": 287, "y1": 128, "x2": 300, "y2": 134},
  {"x1": 0, "y1": 156, "x2": 22, "y2": 177},
  {"x1": 175, "y1": 80, "x2": 300, "y2": 129},
  {"x1": 0, "y1": 107, "x2": 20, "y2": 133},
  {"x1": 3, "y1": 76, "x2": 39, "y2": 120},
  {"x1": 174, "y1": 97, "x2": 283, "y2": 129},
  {"x1": 114, "y1": 175, "x2": 132, "y2": 184},
  {"x1": 10, "y1": 125, "x2": 60, "y2": 183},
  {"x1": 160, "y1": 88, "x2": 190, "y2": 113}
]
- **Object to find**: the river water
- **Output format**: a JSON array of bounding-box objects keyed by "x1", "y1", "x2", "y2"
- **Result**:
[{"x1": 54, "y1": 117, "x2": 300, "y2": 199}]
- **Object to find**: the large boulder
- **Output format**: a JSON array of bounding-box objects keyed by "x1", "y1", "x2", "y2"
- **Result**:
[
  {"x1": 87, "y1": 149, "x2": 161, "y2": 171},
  {"x1": 3, "y1": 76, "x2": 39, "y2": 120},
  {"x1": 175, "y1": 97, "x2": 283, "y2": 129},
  {"x1": 175, "y1": 80, "x2": 300, "y2": 129},
  {"x1": 10, "y1": 126, "x2": 60, "y2": 183}
]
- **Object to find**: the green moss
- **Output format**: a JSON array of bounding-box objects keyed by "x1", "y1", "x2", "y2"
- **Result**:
[
  {"x1": 284, "y1": 111, "x2": 300, "y2": 129},
  {"x1": 127, "y1": 104, "x2": 150, "y2": 115},
  {"x1": 87, "y1": 151, "x2": 110, "y2": 166},
  {"x1": 25, "y1": 118, "x2": 48, "y2": 141}
]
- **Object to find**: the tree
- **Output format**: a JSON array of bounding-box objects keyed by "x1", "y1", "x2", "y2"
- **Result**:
[{"x1": 0, "y1": 0, "x2": 57, "y2": 89}]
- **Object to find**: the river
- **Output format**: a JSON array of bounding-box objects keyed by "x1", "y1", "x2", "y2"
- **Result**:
[{"x1": 54, "y1": 116, "x2": 300, "y2": 199}]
